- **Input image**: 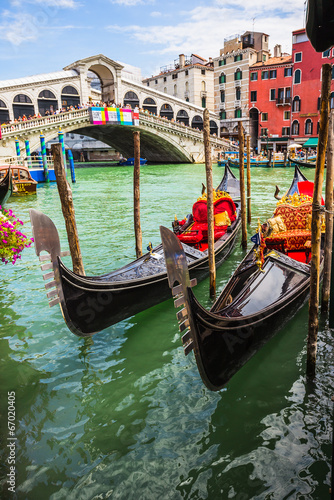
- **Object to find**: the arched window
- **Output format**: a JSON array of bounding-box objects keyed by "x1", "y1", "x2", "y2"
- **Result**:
[
  {"x1": 164, "y1": 87, "x2": 167, "y2": 93},
  {"x1": 292, "y1": 96, "x2": 301, "y2": 112},
  {"x1": 201, "y1": 81, "x2": 206, "y2": 91},
  {"x1": 220, "y1": 91, "x2": 225, "y2": 103},
  {"x1": 219, "y1": 73, "x2": 226, "y2": 84},
  {"x1": 202, "y1": 96, "x2": 206, "y2": 108},
  {"x1": 210, "y1": 120, "x2": 218, "y2": 135},
  {"x1": 61, "y1": 85, "x2": 80, "y2": 108},
  {"x1": 191, "y1": 115, "x2": 203, "y2": 130},
  {"x1": 176, "y1": 109, "x2": 189, "y2": 126},
  {"x1": 160, "y1": 103, "x2": 174, "y2": 120},
  {"x1": 305, "y1": 119, "x2": 313, "y2": 135},
  {"x1": 13, "y1": 94, "x2": 32, "y2": 103},
  {"x1": 62, "y1": 85, "x2": 79, "y2": 95},
  {"x1": 185, "y1": 81, "x2": 189, "y2": 92},
  {"x1": 294, "y1": 69, "x2": 301, "y2": 84},
  {"x1": 143, "y1": 97, "x2": 157, "y2": 115},
  {"x1": 234, "y1": 68, "x2": 242, "y2": 81},
  {"x1": 234, "y1": 108, "x2": 242, "y2": 118},
  {"x1": 0, "y1": 99, "x2": 9, "y2": 124},
  {"x1": 123, "y1": 91, "x2": 139, "y2": 109},
  {"x1": 13, "y1": 94, "x2": 34, "y2": 119},
  {"x1": 292, "y1": 120, "x2": 299, "y2": 135},
  {"x1": 38, "y1": 89, "x2": 58, "y2": 116}
]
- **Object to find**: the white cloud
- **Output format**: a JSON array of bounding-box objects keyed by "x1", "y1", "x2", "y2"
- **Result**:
[
  {"x1": 108, "y1": 1, "x2": 305, "y2": 72},
  {"x1": 34, "y1": 0, "x2": 80, "y2": 7},
  {"x1": 112, "y1": 0, "x2": 154, "y2": 5},
  {"x1": 0, "y1": 13, "x2": 39, "y2": 45},
  {"x1": 150, "y1": 11, "x2": 162, "y2": 17}
]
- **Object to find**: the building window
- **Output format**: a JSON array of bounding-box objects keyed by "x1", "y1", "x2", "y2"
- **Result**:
[
  {"x1": 284, "y1": 111, "x2": 290, "y2": 120},
  {"x1": 263, "y1": 54, "x2": 267, "y2": 62},
  {"x1": 250, "y1": 72, "x2": 258, "y2": 81},
  {"x1": 292, "y1": 120, "x2": 299, "y2": 135},
  {"x1": 164, "y1": 77, "x2": 167, "y2": 82},
  {"x1": 219, "y1": 73, "x2": 226, "y2": 84},
  {"x1": 147, "y1": 82, "x2": 150, "y2": 86},
  {"x1": 164, "y1": 87, "x2": 167, "y2": 93},
  {"x1": 295, "y1": 52, "x2": 302, "y2": 62},
  {"x1": 270, "y1": 89, "x2": 276, "y2": 101},
  {"x1": 270, "y1": 70, "x2": 277, "y2": 79},
  {"x1": 261, "y1": 70, "x2": 268, "y2": 80},
  {"x1": 155, "y1": 79, "x2": 158, "y2": 84},
  {"x1": 260, "y1": 127, "x2": 268, "y2": 136},
  {"x1": 234, "y1": 54, "x2": 243, "y2": 62},
  {"x1": 234, "y1": 68, "x2": 242, "y2": 80},
  {"x1": 294, "y1": 69, "x2": 301, "y2": 84},
  {"x1": 201, "y1": 81, "x2": 206, "y2": 91},
  {"x1": 332, "y1": 66, "x2": 334, "y2": 79},
  {"x1": 282, "y1": 127, "x2": 290, "y2": 136},
  {"x1": 250, "y1": 91, "x2": 257, "y2": 102},
  {"x1": 323, "y1": 49, "x2": 331, "y2": 58},
  {"x1": 202, "y1": 96, "x2": 206, "y2": 108},
  {"x1": 220, "y1": 91, "x2": 225, "y2": 103},
  {"x1": 185, "y1": 81, "x2": 189, "y2": 92},
  {"x1": 220, "y1": 110, "x2": 226, "y2": 119},
  {"x1": 286, "y1": 87, "x2": 291, "y2": 100},
  {"x1": 185, "y1": 70, "x2": 188, "y2": 76},
  {"x1": 201, "y1": 69, "x2": 205, "y2": 75},
  {"x1": 305, "y1": 119, "x2": 313, "y2": 135},
  {"x1": 261, "y1": 112, "x2": 268, "y2": 121},
  {"x1": 173, "y1": 84, "x2": 177, "y2": 96},
  {"x1": 219, "y1": 59, "x2": 226, "y2": 66},
  {"x1": 236, "y1": 87, "x2": 241, "y2": 100},
  {"x1": 234, "y1": 108, "x2": 242, "y2": 118},
  {"x1": 317, "y1": 96, "x2": 321, "y2": 110},
  {"x1": 331, "y1": 92, "x2": 334, "y2": 109},
  {"x1": 292, "y1": 96, "x2": 301, "y2": 112},
  {"x1": 284, "y1": 67, "x2": 292, "y2": 77}
]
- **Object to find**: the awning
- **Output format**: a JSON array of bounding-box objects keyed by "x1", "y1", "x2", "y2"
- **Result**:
[{"x1": 303, "y1": 138, "x2": 318, "y2": 147}]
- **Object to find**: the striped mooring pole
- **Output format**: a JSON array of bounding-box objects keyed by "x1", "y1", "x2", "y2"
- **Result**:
[
  {"x1": 67, "y1": 150, "x2": 76, "y2": 183},
  {"x1": 25, "y1": 139, "x2": 32, "y2": 167},
  {"x1": 39, "y1": 134, "x2": 49, "y2": 183},
  {"x1": 15, "y1": 137, "x2": 20, "y2": 158},
  {"x1": 58, "y1": 128, "x2": 67, "y2": 174}
]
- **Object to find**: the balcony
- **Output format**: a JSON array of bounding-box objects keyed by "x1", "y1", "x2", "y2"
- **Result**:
[
  {"x1": 184, "y1": 91, "x2": 189, "y2": 99},
  {"x1": 234, "y1": 100, "x2": 241, "y2": 108},
  {"x1": 276, "y1": 97, "x2": 291, "y2": 106},
  {"x1": 242, "y1": 36, "x2": 254, "y2": 49},
  {"x1": 200, "y1": 91, "x2": 207, "y2": 97},
  {"x1": 219, "y1": 102, "x2": 226, "y2": 110},
  {"x1": 234, "y1": 80, "x2": 241, "y2": 88},
  {"x1": 219, "y1": 82, "x2": 225, "y2": 90}
]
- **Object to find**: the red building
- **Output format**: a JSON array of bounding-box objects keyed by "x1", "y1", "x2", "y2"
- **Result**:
[
  {"x1": 249, "y1": 46, "x2": 292, "y2": 152},
  {"x1": 291, "y1": 28, "x2": 334, "y2": 147}
]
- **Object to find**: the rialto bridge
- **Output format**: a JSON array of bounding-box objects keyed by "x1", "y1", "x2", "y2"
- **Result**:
[{"x1": 0, "y1": 55, "x2": 233, "y2": 163}]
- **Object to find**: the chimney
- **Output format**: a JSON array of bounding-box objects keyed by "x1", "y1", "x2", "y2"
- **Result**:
[
  {"x1": 274, "y1": 44, "x2": 282, "y2": 58},
  {"x1": 179, "y1": 54, "x2": 185, "y2": 68}
]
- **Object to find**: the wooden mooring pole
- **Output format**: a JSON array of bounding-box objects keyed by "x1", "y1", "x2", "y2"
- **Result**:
[
  {"x1": 321, "y1": 111, "x2": 334, "y2": 315},
  {"x1": 238, "y1": 121, "x2": 247, "y2": 249},
  {"x1": 246, "y1": 135, "x2": 251, "y2": 224},
  {"x1": 52, "y1": 143, "x2": 85, "y2": 275},
  {"x1": 306, "y1": 63, "x2": 332, "y2": 378},
  {"x1": 203, "y1": 108, "x2": 216, "y2": 298},
  {"x1": 133, "y1": 131, "x2": 142, "y2": 259}
]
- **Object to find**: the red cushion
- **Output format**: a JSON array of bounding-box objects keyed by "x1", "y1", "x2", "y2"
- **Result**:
[
  {"x1": 177, "y1": 229, "x2": 203, "y2": 244},
  {"x1": 214, "y1": 198, "x2": 236, "y2": 222},
  {"x1": 193, "y1": 200, "x2": 208, "y2": 223}
]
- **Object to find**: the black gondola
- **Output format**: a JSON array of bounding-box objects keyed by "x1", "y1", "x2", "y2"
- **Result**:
[
  {"x1": 29, "y1": 165, "x2": 241, "y2": 337},
  {"x1": 288, "y1": 156, "x2": 317, "y2": 169},
  {"x1": 0, "y1": 167, "x2": 13, "y2": 206},
  {"x1": 160, "y1": 166, "x2": 323, "y2": 391}
]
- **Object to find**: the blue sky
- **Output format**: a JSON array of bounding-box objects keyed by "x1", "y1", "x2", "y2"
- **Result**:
[{"x1": 0, "y1": 0, "x2": 306, "y2": 81}]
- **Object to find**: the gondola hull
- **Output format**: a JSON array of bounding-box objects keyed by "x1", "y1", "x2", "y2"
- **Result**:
[
  {"x1": 288, "y1": 156, "x2": 317, "y2": 168},
  {"x1": 29, "y1": 165, "x2": 241, "y2": 336},
  {"x1": 0, "y1": 168, "x2": 13, "y2": 206}
]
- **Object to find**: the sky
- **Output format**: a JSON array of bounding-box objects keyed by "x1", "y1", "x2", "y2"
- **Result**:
[{"x1": 0, "y1": 0, "x2": 307, "y2": 81}]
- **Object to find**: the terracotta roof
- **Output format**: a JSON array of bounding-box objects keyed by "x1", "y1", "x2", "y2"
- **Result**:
[
  {"x1": 192, "y1": 54, "x2": 207, "y2": 61},
  {"x1": 251, "y1": 55, "x2": 292, "y2": 68}
]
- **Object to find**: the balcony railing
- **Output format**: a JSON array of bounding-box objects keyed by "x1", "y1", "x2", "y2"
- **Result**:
[
  {"x1": 200, "y1": 91, "x2": 207, "y2": 97},
  {"x1": 276, "y1": 97, "x2": 291, "y2": 106},
  {"x1": 234, "y1": 100, "x2": 241, "y2": 108},
  {"x1": 234, "y1": 80, "x2": 241, "y2": 88},
  {"x1": 219, "y1": 82, "x2": 226, "y2": 90}
]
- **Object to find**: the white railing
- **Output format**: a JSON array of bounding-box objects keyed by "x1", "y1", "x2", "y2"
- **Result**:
[{"x1": 1, "y1": 107, "x2": 230, "y2": 147}]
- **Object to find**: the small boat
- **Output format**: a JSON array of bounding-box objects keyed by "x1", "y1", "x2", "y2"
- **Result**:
[
  {"x1": 0, "y1": 165, "x2": 37, "y2": 195},
  {"x1": 217, "y1": 151, "x2": 238, "y2": 167},
  {"x1": 160, "y1": 166, "x2": 323, "y2": 391},
  {"x1": 29, "y1": 165, "x2": 241, "y2": 337},
  {"x1": 117, "y1": 157, "x2": 147, "y2": 166},
  {"x1": 0, "y1": 167, "x2": 13, "y2": 206},
  {"x1": 228, "y1": 157, "x2": 270, "y2": 168}
]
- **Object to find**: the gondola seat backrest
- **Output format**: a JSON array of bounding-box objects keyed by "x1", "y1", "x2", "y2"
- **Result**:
[
  {"x1": 192, "y1": 196, "x2": 237, "y2": 223},
  {"x1": 273, "y1": 202, "x2": 312, "y2": 231}
]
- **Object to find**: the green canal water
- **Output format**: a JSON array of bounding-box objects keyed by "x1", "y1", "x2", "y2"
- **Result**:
[{"x1": 0, "y1": 164, "x2": 333, "y2": 499}]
